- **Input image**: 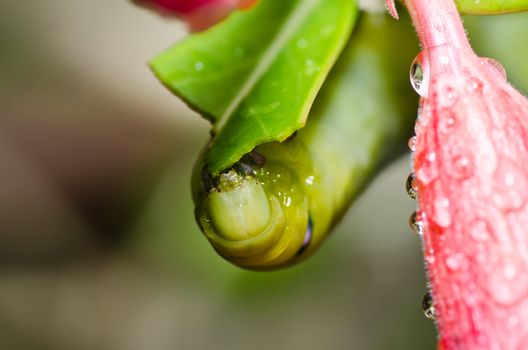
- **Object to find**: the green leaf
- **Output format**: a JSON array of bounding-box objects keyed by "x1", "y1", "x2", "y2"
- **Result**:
[
  {"x1": 456, "y1": 0, "x2": 528, "y2": 14},
  {"x1": 150, "y1": 0, "x2": 357, "y2": 175}
]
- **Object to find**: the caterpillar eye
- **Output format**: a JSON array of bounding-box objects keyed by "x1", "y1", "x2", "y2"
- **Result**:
[{"x1": 296, "y1": 215, "x2": 313, "y2": 256}]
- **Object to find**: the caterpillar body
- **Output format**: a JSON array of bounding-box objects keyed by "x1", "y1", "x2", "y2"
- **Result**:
[{"x1": 192, "y1": 14, "x2": 418, "y2": 270}]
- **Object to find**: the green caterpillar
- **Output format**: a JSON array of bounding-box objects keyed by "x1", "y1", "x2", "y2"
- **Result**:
[{"x1": 191, "y1": 14, "x2": 418, "y2": 270}]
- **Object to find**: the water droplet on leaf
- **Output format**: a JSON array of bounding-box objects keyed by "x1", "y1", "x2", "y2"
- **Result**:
[
  {"x1": 305, "y1": 59, "x2": 317, "y2": 76},
  {"x1": 438, "y1": 86, "x2": 458, "y2": 109},
  {"x1": 410, "y1": 52, "x2": 429, "y2": 97},
  {"x1": 406, "y1": 172, "x2": 418, "y2": 199},
  {"x1": 422, "y1": 292, "x2": 436, "y2": 320},
  {"x1": 469, "y1": 219, "x2": 491, "y2": 242},
  {"x1": 408, "y1": 136, "x2": 417, "y2": 152},
  {"x1": 194, "y1": 61, "x2": 205, "y2": 71},
  {"x1": 468, "y1": 76, "x2": 484, "y2": 93},
  {"x1": 432, "y1": 197, "x2": 451, "y2": 228},
  {"x1": 416, "y1": 152, "x2": 439, "y2": 185},
  {"x1": 481, "y1": 57, "x2": 507, "y2": 80},
  {"x1": 409, "y1": 211, "x2": 424, "y2": 235},
  {"x1": 493, "y1": 158, "x2": 528, "y2": 210},
  {"x1": 451, "y1": 155, "x2": 472, "y2": 179},
  {"x1": 297, "y1": 38, "x2": 308, "y2": 49},
  {"x1": 426, "y1": 152, "x2": 437, "y2": 162}
]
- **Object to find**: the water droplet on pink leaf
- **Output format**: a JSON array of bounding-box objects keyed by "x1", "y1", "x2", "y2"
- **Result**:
[{"x1": 410, "y1": 52, "x2": 430, "y2": 97}]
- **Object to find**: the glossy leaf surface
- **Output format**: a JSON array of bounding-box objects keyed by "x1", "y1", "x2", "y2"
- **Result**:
[{"x1": 151, "y1": 0, "x2": 357, "y2": 174}]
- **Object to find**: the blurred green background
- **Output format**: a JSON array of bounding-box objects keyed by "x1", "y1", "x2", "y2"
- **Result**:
[{"x1": 1, "y1": 1, "x2": 527, "y2": 349}]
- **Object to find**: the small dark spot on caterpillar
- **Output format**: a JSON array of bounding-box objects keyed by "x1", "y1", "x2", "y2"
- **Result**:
[
  {"x1": 201, "y1": 166, "x2": 214, "y2": 192},
  {"x1": 296, "y1": 215, "x2": 313, "y2": 256}
]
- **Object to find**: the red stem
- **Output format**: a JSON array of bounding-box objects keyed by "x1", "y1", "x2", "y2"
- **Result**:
[{"x1": 403, "y1": 0, "x2": 472, "y2": 52}]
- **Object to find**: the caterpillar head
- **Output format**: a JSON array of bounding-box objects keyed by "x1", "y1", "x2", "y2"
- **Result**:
[{"x1": 192, "y1": 140, "x2": 318, "y2": 270}]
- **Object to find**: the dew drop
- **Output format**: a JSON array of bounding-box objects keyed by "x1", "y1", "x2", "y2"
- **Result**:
[
  {"x1": 481, "y1": 57, "x2": 507, "y2": 80},
  {"x1": 445, "y1": 252, "x2": 468, "y2": 272},
  {"x1": 437, "y1": 86, "x2": 458, "y2": 109},
  {"x1": 416, "y1": 152, "x2": 439, "y2": 185},
  {"x1": 405, "y1": 172, "x2": 418, "y2": 199},
  {"x1": 443, "y1": 116, "x2": 455, "y2": 129},
  {"x1": 493, "y1": 158, "x2": 528, "y2": 210},
  {"x1": 426, "y1": 152, "x2": 437, "y2": 162},
  {"x1": 469, "y1": 219, "x2": 491, "y2": 242},
  {"x1": 451, "y1": 155, "x2": 472, "y2": 180},
  {"x1": 194, "y1": 61, "x2": 204, "y2": 71},
  {"x1": 422, "y1": 292, "x2": 436, "y2": 320},
  {"x1": 283, "y1": 195, "x2": 292, "y2": 207},
  {"x1": 410, "y1": 52, "x2": 429, "y2": 97},
  {"x1": 305, "y1": 59, "x2": 317, "y2": 76},
  {"x1": 432, "y1": 197, "x2": 451, "y2": 228},
  {"x1": 408, "y1": 136, "x2": 417, "y2": 152},
  {"x1": 297, "y1": 38, "x2": 308, "y2": 49},
  {"x1": 409, "y1": 211, "x2": 424, "y2": 235},
  {"x1": 468, "y1": 76, "x2": 484, "y2": 93}
]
